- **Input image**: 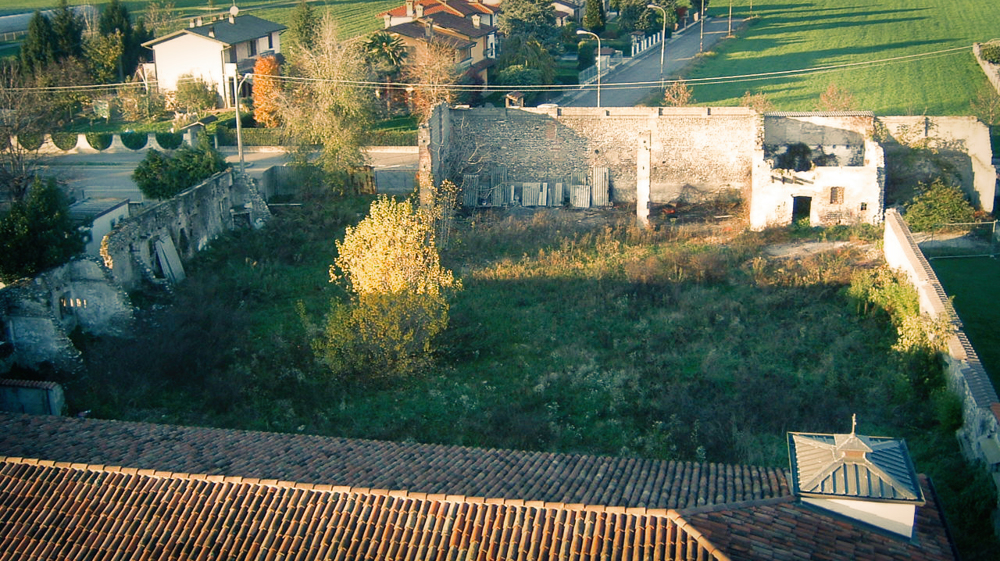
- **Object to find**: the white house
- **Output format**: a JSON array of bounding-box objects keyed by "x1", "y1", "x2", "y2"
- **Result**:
[
  {"x1": 142, "y1": 8, "x2": 285, "y2": 108},
  {"x1": 67, "y1": 198, "x2": 130, "y2": 256}
]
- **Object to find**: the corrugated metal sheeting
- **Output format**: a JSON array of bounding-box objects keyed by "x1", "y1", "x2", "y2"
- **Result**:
[{"x1": 459, "y1": 166, "x2": 610, "y2": 209}]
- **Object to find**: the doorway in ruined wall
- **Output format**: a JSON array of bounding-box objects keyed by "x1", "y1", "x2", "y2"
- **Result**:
[{"x1": 792, "y1": 196, "x2": 812, "y2": 225}]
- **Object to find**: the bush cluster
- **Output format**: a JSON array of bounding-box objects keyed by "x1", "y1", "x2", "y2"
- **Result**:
[
  {"x1": 0, "y1": 178, "x2": 85, "y2": 283},
  {"x1": 981, "y1": 42, "x2": 1000, "y2": 64},
  {"x1": 132, "y1": 137, "x2": 227, "y2": 200},
  {"x1": 904, "y1": 180, "x2": 976, "y2": 232}
]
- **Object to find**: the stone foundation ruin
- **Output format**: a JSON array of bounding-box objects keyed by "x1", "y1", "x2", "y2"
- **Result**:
[{"x1": 419, "y1": 104, "x2": 996, "y2": 229}]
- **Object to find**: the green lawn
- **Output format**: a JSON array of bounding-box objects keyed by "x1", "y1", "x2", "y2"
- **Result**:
[
  {"x1": 2, "y1": 0, "x2": 397, "y2": 39},
  {"x1": 930, "y1": 256, "x2": 1000, "y2": 385},
  {"x1": 687, "y1": 0, "x2": 1000, "y2": 114}
]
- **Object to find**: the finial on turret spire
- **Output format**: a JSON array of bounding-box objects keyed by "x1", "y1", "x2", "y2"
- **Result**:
[{"x1": 851, "y1": 413, "x2": 857, "y2": 435}]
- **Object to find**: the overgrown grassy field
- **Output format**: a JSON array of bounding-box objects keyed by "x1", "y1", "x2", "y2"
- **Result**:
[
  {"x1": 931, "y1": 256, "x2": 1000, "y2": 385},
  {"x1": 60, "y1": 195, "x2": 997, "y2": 558},
  {"x1": 687, "y1": 0, "x2": 1000, "y2": 114},
  {"x1": 2, "y1": 0, "x2": 397, "y2": 39}
]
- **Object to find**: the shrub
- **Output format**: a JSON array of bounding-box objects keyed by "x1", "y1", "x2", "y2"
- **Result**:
[
  {"x1": 775, "y1": 143, "x2": 813, "y2": 171},
  {"x1": 368, "y1": 130, "x2": 417, "y2": 146},
  {"x1": 86, "y1": 132, "x2": 112, "y2": 150},
  {"x1": 318, "y1": 197, "x2": 461, "y2": 382},
  {"x1": 155, "y1": 132, "x2": 183, "y2": 150},
  {"x1": 132, "y1": 136, "x2": 227, "y2": 200},
  {"x1": 51, "y1": 132, "x2": 78, "y2": 151},
  {"x1": 0, "y1": 178, "x2": 86, "y2": 283},
  {"x1": 240, "y1": 128, "x2": 285, "y2": 146},
  {"x1": 904, "y1": 180, "x2": 976, "y2": 232},
  {"x1": 17, "y1": 134, "x2": 43, "y2": 151},
  {"x1": 981, "y1": 42, "x2": 1000, "y2": 65},
  {"x1": 120, "y1": 131, "x2": 148, "y2": 150},
  {"x1": 174, "y1": 74, "x2": 218, "y2": 113}
]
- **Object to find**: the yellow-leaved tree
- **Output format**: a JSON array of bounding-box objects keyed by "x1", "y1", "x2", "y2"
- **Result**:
[{"x1": 319, "y1": 197, "x2": 461, "y2": 382}]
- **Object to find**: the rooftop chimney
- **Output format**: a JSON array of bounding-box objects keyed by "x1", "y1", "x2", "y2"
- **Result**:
[
  {"x1": 415, "y1": 4, "x2": 424, "y2": 17},
  {"x1": 208, "y1": 26, "x2": 215, "y2": 38},
  {"x1": 788, "y1": 418, "x2": 925, "y2": 539},
  {"x1": 406, "y1": 0, "x2": 415, "y2": 17},
  {"x1": 196, "y1": 16, "x2": 203, "y2": 26},
  {"x1": 472, "y1": 14, "x2": 481, "y2": 28},
  {"x1": 425, "y1": 21, "x2": 434, "y2": 37}
]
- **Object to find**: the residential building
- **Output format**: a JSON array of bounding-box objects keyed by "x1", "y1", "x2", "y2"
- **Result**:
[
  {"x1": 142, "y1": 7, "x2": 285, "y2": 108},
  {"x1": 0, "y1": 412, "x2": 958, "y2": 560},
  {"x1": 67, "y1": 198, "x2": 129, "y2": 256},
  {"x1": 382, "y1": 0, "x2": 498, "y2": 82}
]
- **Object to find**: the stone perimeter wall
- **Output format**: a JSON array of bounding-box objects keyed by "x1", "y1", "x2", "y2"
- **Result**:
[
  {"x1": 883, "y1": 209, "x2": 1000, "y2": 516},
  {"x1": 101, "y1": 169, "x2": 270, "y2": 290},
  {"x1": 438, "y1": 105, "x2": 759, "y2": 203}
]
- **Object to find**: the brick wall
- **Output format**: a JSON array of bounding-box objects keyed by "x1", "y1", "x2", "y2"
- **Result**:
[{"x1": 440, "y1": 106, "x2": 758, "y2": 203}]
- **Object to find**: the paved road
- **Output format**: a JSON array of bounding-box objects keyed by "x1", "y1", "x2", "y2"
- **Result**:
[{"x1": 562, "y1": 16, "x2": 743, "y2": 108}]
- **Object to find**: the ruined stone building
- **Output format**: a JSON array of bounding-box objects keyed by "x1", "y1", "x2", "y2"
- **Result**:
[{"x1": 420, "y1": 105, "x2": 995, "y2": 229}]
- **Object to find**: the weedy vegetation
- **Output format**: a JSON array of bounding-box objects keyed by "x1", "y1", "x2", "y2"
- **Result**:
[{"x1": 58, "y1": 186, "x2": 998, "y2": 558}]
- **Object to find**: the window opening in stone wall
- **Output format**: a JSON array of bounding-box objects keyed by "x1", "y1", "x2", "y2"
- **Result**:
[
  {"x1": 792, "y1": 196, "x2": 812, "y2": 224},
  {"x1": 58, "y1": 292, "x2": 72, "y2": 319},
  {"x1": 829, "y1": 186, "x2": 844, "y2": 205},
  {"x1": 860, "y1": 202, "x2": 868, "y2": 211}
]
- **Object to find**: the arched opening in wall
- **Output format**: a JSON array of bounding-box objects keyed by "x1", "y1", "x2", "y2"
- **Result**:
[
  {"x1": 58, "y1": 292, "x2": 73, "y2": 320},
  {"x1": 792, "y1": 196, "x2": 812, "y2": 224}
]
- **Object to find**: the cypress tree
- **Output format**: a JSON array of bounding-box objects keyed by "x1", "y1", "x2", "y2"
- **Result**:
[
  {"x1": 51, "y1": 0, "x2": 84, "y2": 61},
  {"x1": 583, "y1": 0, "x2": 606, "y2": 34},
  {"x1": 20, "y1": 11, "x2": 56, "y2": 72}
]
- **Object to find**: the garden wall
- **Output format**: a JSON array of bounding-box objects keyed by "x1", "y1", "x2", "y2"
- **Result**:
[
  {"x1": 973, "y1": 42, "x2": 1000, "y2": 97},
  {"x1": 101, "y1": 170, "x2": 271, "y2": 291},
  {"x1": 26, "y1": 131, "x2": 191, "y2": 155},
  {"x1": 435, "y1": 105, "x2": 759, "y2": 203},
  {"x1": 883, "y1": 209, "x2": 1000, "y2": 512}
]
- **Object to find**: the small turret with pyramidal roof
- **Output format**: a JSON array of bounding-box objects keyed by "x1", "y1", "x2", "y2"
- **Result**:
[{"x1": 788, "y1": 416, "x2": 926, "y2": 538}]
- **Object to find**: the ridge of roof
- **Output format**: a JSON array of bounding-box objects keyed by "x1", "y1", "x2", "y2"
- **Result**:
[{"x1": 143, "y1": 14, "x2": 285, "y2": 48}]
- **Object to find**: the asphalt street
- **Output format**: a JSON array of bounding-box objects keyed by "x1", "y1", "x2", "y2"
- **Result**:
[{"x1": 562, "y1": 16, "x2": 743, "y2": 108}]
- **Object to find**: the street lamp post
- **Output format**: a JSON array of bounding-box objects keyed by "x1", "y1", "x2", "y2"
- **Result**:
[
  {"x1": 577, "y1": 29, "x2": 601, "y2": 108},
  {"x1": 699, "y1": 1, "x2": 705, "y2": 53},
  {"x1": 646, "y1": 4, "x2": 667, "y2": 77},
  {"x1": 233, "y1": 73, "x2": 253, "y2": 175},
  {"x1": 728, "y1": 0, "x2": 733, "y2": 36}
]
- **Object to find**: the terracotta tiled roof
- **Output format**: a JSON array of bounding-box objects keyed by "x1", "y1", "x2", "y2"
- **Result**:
[
  {"x1": 0, "y1": 458, "x2": 720, "y2": 561},
  {"x1": 0, "y1": 413, "x2": 788, "y2": 510},
  {"x1": 381, "y1": 0, "x2": 496, "y2": 19},
  {"x1": 679, "y1": 477, "x2": 956, "y2": 561}
]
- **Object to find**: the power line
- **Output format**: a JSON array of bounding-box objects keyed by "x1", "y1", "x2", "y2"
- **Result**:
[{"x1": 1, "y1": 44, "x2": 971, "y2": 95}]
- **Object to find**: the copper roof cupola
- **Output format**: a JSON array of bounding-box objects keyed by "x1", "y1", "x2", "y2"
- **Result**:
[{"x1": 788, "y1": 417, "x2": 925, "y2": 538}]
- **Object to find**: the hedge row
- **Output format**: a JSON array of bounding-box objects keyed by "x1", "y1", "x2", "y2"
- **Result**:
[{"x1": 217, "y1": 126, "x2": 417, "y2": 147}]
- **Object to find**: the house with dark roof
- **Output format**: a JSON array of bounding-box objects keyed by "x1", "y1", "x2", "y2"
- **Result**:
[
  {"x1": 0, "y1": 412, "x2": 958, "y2": 559},
  {"x1": 382, "y1": 0, "x2": 498, "y2": 83},
  {"x1": 142, "y1": 7, "x2": 285, "y2": 108}
]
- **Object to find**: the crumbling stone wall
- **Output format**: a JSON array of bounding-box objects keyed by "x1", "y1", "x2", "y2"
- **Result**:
[
  {"x1": 749, "y1": 113, "x2": 885, "y2": 229},
  {"x1": 879, "y1": 116, "x2": 995, "y2": 213},
  {"x1": 883, "y1": 209, "x2": 1000, "y2": 525},
  {"x1": 0, "y1": 257, "x2": 131, "y2": 374},
  {"x1": 436, "y1": 105, "x2": 758, "y2": 203},
  {"x1": 101, "y1": 170, "x2": 270, "y2": 290}
]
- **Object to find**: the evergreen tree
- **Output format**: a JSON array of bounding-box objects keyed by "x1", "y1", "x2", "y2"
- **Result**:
[
  {"x1": 0, "y1": 178, "x2": 86, "y2": 283},
  {"x1": 20, "y1": 11, "x2": 56, "y2": 72},
  {"x1": 287, "y1": 0, "x2": 319, "y2": 59},
  {"x1": 497, "y1": 0, "x2": 557, "y2": 45},
  {"x1": 583, "y1": 0, "x2": 606, "y2": 34},
  {"x1": 51, "y1": 0, "x2": 84, "y2": 61},
  {"x1": 99, "y1": 0, "x2": 149, "y2": 79}
]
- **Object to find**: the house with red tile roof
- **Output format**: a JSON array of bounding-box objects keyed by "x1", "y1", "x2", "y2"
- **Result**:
[
  {"x1": 381, "y1": 0, "x2": 498, "y2": 83},
  {"x1": 0, "y1": 412, "x2": 958, "y2": 560}
]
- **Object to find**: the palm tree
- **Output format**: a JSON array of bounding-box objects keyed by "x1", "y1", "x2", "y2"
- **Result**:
[{"x1": 363, "y1": 31, "x2": 407, "y2": 113}]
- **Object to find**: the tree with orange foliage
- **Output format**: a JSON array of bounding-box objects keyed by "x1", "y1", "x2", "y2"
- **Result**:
[{"x1": 252, "y1": 55, "x2": 281, "y2": 128}]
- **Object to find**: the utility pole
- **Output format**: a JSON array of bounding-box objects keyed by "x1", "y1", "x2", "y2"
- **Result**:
[{"x1": 647, "y1": 4, "x2": 668, "y2": 77}]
